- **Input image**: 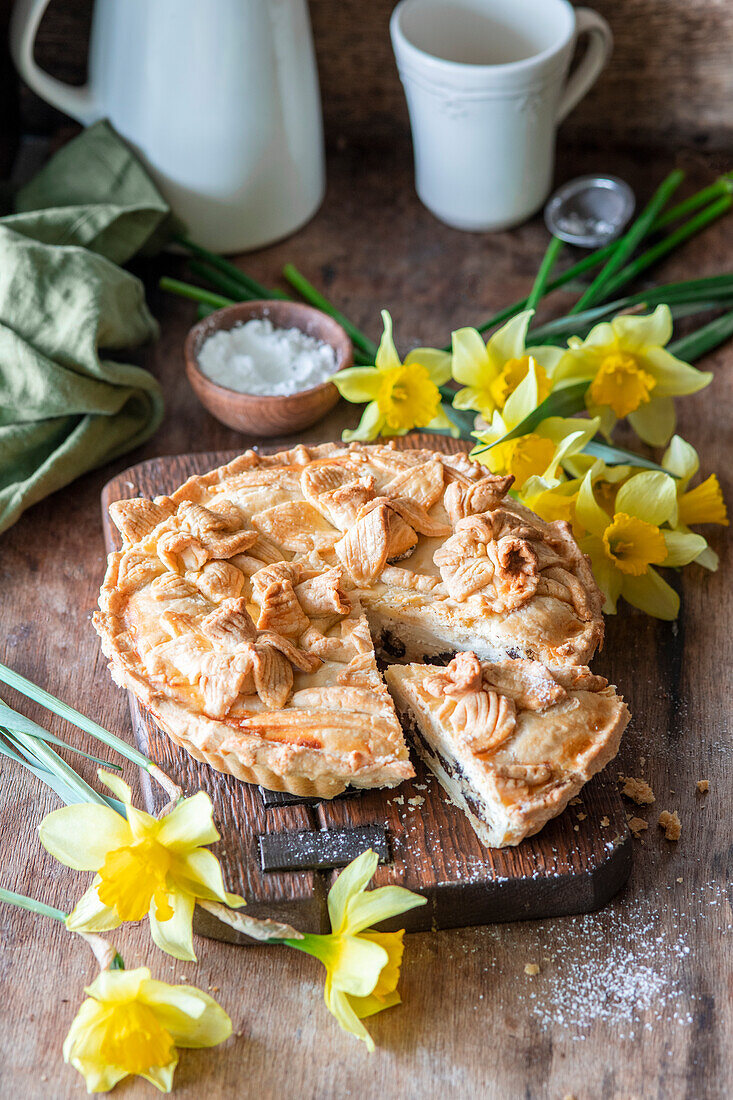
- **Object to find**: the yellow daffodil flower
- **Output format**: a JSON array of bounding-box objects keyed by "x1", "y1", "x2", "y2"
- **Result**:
[
  {"x1": 334, "y1": 310, "x2": 455, "y2": 441},
  {"x1": 470, "y1": 360, "x2": 599, "y2": 493},
  {"x1": 662, "y1": 434, "x2": 727, "y2": 571},
  {"x1": 522, "y1": 457, "x2": 632, "y2": 538},
  {"x1": 285, "y1": 849, "x2": 426, "y2": 1051},
  {"x1": 575, "y1": 470, "x2": 708, "y2": 619},
  {"x1": 39, "y1": 770, "x2": 244, "y2": 961},
  {"x1": 451, "y1": 309, "x2": 563, "y2": 419},
  {"x1": 553, "y1": 305, "x2": 712, "y2": 446},
  {"x1": 64, "y1": 966, "x2": 231, "y2": 1093}
]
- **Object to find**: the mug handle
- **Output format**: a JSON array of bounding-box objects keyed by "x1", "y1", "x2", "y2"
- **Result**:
[
  {"x1": 556, "y1": 8, "x2": 613, "y2": 123},
  {"x1": 9, "y1": 0, "x2": 99, "y2": 124}
]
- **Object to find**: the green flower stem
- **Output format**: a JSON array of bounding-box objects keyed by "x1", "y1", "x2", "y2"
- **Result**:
[
  {"x1": 0, "y1": 725, "x2": 122, "y2": 810},
  {"x1": 464, "y1": 176, "x2": 733, "y2": 340},
  {"x1": 282, "y1": 264, "x2": 379, "y2": 360},
  {"x1": 0, "y1": 662, "x2": 154, "y2": 773},
  {"x1": 175, "y1": 237, "x2": 289, "y2": 300},
  {"x1": 159, "y1": 277, "x2": 234, "y2": 311},
  {"x1": 600, "y1": 195, "x2": 733, "y2": 302},
  {"x1": 668, "y1": 307, "x2": 733, "y2": 362},
  {"x1": 0, "y1": 701, "x2": 122, "y2": 770},
  {"x1": 188, "y1": 260, "x2": 259, "y2": 302},
  {"x1": 569, "y1": 170, "x2": 685, "y2": 313},
  {"x1": 526, "y1": 236, "x2": 563, "y2": 312},
  {"x1": 470, "y1": 381, "x2": 591, "y2": 456},
  {"x1": 0, "y1": 887, "x2": 67, "y2": 922},
  {"x1": 582, "y1": 439, "x2": 676, "y2": 475}
]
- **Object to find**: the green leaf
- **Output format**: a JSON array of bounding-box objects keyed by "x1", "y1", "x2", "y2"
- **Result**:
[
  {"x1": 668, "y1": 308, "x2": 733, "y2": 363},
  {"x1": 431, "y1": 404, "x2": 476, "y2": 439},
  {"x1": 0, "y1": 887, "x2": 67, "y2": 922},
  {"x1": 582, "y1": 438, "x2": 679, "y2": 477},
  {"x1": 471, "y1": 382, "x2": 589, "y2": 455},
  {"x1": 0, "y1": 726, "x2": 125, "y2": 814},
  {"x1": 0, "y1": 701, "x2": 122, "y2": 771}
]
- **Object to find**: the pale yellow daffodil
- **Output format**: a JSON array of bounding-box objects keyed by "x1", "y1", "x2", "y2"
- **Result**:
[
  {"x1": 285, "y1": 849, "x2": 426, "y2": 1051},
  {"x1": 451, "y1": 309, "x2": 563, "y2": 419},
  {"x1": 662, "y1": 434, "x2": 728, "y2": 570},
  {"x1": 553, "y1": 305, "x2": 712, "y2": 446},
  {"x1": 334, "y1": 310, "x2": 455, "y2": 441},
  {"x1": 470, "y1": 360, "x2": 599, "y2": 493},
  {"x1": 39, "y1": 770, "x2": 244, "y2": 961},
  {"x1": 64, "y1": 966, "x2": 231, "y2": 1093},
  {"x1": 521, "y1": 457, "x2": 632, "y2": 538},
  {"x1": 576, "y1": 470, "x2": 708, "y2": 619}
]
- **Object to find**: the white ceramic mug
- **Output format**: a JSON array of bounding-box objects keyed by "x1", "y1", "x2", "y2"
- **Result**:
[{"x1": 391, "y1": 0, "x2": 612, "y2": 231}]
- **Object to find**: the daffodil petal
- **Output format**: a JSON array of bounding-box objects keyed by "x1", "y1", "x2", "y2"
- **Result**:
[
  {"x1": 66, "y1": 1057, "x2": 129, "y2": 1094},
  {"x1": 376, "y1": 310, "x2": 401, "y2": 372},
  {"x1": 149, "y1": 889, "x2": 196, "y2": 962},
  {"x1": 39, "y1": 804, "x2": 131, "y2": 871},
  {"x1": 527, "y1": 344, "x2": 565, "y2": 375},
  {"x1": 97, "y1": 768, "x2": 133, "y2": 804},
  {"x1": 612, "y1": 304, "x2": 673, "y2": 350},
  {"x1": 643, "y1": 347, "x2": 713, "y2": 397},
  {"x1": 576, "y1": 474, "x2": 610, "y2": 538},
  {"x1": 342, "y1": 401, "x2": 385, "y2": 443},
  {"x1": 662, "y1": 434, "x2": 699, "y2": 483},
  {"x1": 580, "y1": 534, "x2": 622, "y2": 613},
  {"x1": 616, "y1": 472, "x2": 676, "y2": 526},
  {"x1": 621, "y1": 567, "x2": 679, "y2": 620},
  {"x1": 84, "y1": 967, "x2": 151, "y2": 1004},
  {"x1": 662, "y1": 530, "x2": 708, "y2": 567},
  {"x1": 694, "y1": 545, "x2": 719, "y2": 571},
  {"x1": 172, "y1": 848, "x2": 244, "y2": 908},
  {"x1": 486, "y1": 309, "x2": 533, "y2": 369},
  {"x1": 627, "y1": 395, "x2": 676, "y2": 447},
  {"x1": 327, "y1": 849, "x2": 379, "y2": 933},
  {"x1": 156, "y1": 792, "x2": 220, "y2": 851},
  {"x1": 349, "y1": 988, "x2": 401, "y2": 1019},
  {"x1": 126, "y1": 804, "x2": 160, "y2": 843},
  {"x1": 502, "y1": 361, "x2": 540, "y2": 426},
  {"x1": 65, "y1": 880, "x2": 122, "y2": 934},
  {"x1": 332, "y1": 366, "x2": 383, "y2": 403},
  {"x1": 345, "y1": 885, "x2": 426, "y2": 934},
  {"x1": 140, "y1": 1060, "x2": 178, "y2": 1093},
  {"x1": 450, "y1": 327, "x2": 491, "y2": 389},
  {"x1": 405, "y1": 347, "x2": 452, "y2": 385},
  {"x1": 452, "y1": 385, "x2": 491, "y2": 413},
  {"x1": 140, "y1": 982, "x2": 232, "y2": 1048},
  {"x1": 427, "y1": 406, "x2": 460, "y2": 438},
  {"x1": 326, "y1": 985, "x2": 375, "y2": 1051}
]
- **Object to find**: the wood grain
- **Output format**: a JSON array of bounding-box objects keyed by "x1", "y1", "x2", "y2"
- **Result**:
[
  {"x1": 100, "y1": 441, "x2": 631, "y2": 940},
  {"x1": 0, "y1": 148, "x2": 730, "y2": 1099},
  {"x1": 20, "y1": 0, "x2": 733, "y2": 151}
]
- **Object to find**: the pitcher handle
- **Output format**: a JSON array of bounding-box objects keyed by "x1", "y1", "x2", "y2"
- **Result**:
[
  {"x1": 556, "y1": 8, "x2": 613, "y2": 124},
  {"x1": 10, "y1": 0, "x2": 100, "y2": 125}
]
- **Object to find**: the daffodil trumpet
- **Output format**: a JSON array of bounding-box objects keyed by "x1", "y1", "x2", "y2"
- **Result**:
[
  {"x1": 39, "y1": 769, "x2": 246, "y2": 962},
  {"x1": 280, "y1": 849, "x2": 427, "y2": 1051},
  {"x1": 0, "y1": 660, "x2": 181, "y2": 803}
]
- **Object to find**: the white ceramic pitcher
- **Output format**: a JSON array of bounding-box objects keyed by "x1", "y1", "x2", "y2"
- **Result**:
[{"x1": 10, "y1": 0, "x2": 326, "y2": 252}]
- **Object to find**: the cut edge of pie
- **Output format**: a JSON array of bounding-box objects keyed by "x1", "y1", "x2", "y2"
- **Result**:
[{"x1": 385, "y1": 653, "x2": 630, "y2": 847}]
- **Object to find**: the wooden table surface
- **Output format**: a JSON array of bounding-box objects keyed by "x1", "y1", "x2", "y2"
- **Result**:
[{"x1": 1, "y1": 142, "x2": 731, "y2": 1100}]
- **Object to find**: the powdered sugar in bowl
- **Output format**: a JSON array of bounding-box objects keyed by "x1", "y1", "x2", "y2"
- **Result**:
[{"x1": 185, "y1": 301, "x2": 353, "y2": 437}]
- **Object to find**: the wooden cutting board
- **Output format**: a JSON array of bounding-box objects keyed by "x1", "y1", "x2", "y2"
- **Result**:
[{"x1": 101, "y1": 436, "x2": 631, "y2": 942}]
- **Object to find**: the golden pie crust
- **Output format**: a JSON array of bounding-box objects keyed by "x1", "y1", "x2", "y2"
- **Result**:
[
  {"x1": 95, "y1": 442, "x2": 607, "y2": 802},
  {"x1": 385, "y1": 653, "x2": 630, "y2": 847}
]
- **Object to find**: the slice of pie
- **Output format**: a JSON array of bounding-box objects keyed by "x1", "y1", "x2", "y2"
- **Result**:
[
  {"x1": 95, "y1": 441, "x2": 609, "y2": 799},
  {"x1": 385, "y1": 653, "x2": 629, "y2": 846}
]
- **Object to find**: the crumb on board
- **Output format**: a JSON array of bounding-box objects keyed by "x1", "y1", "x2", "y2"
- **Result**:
[
  {"x1": 658, "y1": 810, "x2": 681, "y2": 841},
  {"x1": 628, "y1": 816, "x2": 649, "y2": 839},
  {"x1": 621, "y1": 776, "x2": 656, "y2": 805},
  {"x1": 524, "y1": 963, "x2": 540, "y2": 976},
  {"x1": 600, "y1": 816, "x2": 610, "y2": 827},
  {"x1": 408, "y1": 795, "x2": 424, "y2": 807},
  {"x1": 696, "y1": 780, "x2": 709, "y2": 794},
  {"x1": 392, "y1": 795, "x2": 404, "y2": 806},
  {"x1": 676, "y1": 877, "x2": 683, "y2": 884},
  {"x1": 577, "y1": 812, "x2": 587, "y2": 821},
  {"x1": 573, "y1": 824, "x2": 580, "y2": 832},
  {"x1": 569, "y1": 797, "x2": 583, "y2": 806}
]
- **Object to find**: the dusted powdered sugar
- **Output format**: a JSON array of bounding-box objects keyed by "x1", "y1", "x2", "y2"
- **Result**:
[{"x1": 197, "y1": 318, "x2": 337, "y2": 396}]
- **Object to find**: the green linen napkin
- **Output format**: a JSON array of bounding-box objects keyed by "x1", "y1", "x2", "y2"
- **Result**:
[{"x1": 0, "y1": 121, "x2": 169, "y2": 535}]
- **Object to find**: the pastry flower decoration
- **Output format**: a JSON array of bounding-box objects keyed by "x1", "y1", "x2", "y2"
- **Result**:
[
  {"x1": 470, "y1": 359, "x2": 599, "y2": 492},
  {"x1": 575, "y1": 470, "x2": 708, "y2": 619},
  {"x1": 552, "y1": 305, "x2": 712, "y2": 446},
  {"x1": 334, "y1": 310, "x2": 456, "y2": 441},
  {"x1": 284, "y1": 849, "x2": 426, "y2": 1051},
  {"x1": 64, "y1": 966, "x2": 231, "y2": 1094},
  {"x1": 39, "y1": 770, "x2": 244, "y2": 961},
  {"x1": 450, "y1": 310, "x2": 563, "y2": 419}
]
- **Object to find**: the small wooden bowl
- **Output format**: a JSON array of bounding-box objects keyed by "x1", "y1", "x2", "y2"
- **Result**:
[{"x1": 184, "y1": 300, "x2": 353, "y2": 437}]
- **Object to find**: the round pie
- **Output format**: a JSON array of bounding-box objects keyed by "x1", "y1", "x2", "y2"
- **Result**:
[{"x1": 95, "y1": 442, "x2": 609, "y2": 805}]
